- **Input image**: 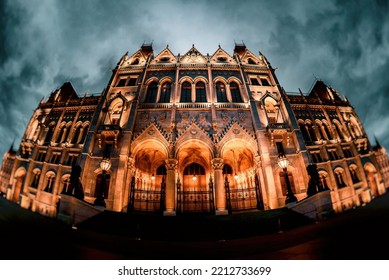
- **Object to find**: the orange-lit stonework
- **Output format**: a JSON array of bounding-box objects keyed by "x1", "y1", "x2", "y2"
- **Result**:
[{"x1": 1, "y1": 43, "x2": 387, "y2": 219}]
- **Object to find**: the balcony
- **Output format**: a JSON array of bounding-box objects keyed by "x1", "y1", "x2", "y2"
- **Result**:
[
  {"x1": 266, "y1": 123, "x2": 289, "y2": 134},
  {"x1": 96, "y1": 124, "x2": 122, "y2": 148}
]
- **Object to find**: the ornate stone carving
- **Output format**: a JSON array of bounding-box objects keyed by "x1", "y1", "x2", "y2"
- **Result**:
[
  {"x1": 165, "y1": 158, "x2": 178, "y2": 170},
  {"x1": 211, "y1": 158, "x2": 224, "y2": 170}
]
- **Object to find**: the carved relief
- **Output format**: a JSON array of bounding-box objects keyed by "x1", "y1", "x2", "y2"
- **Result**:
[{"x1": 198, "y1": 113, "x2": 212, "y2": 131}]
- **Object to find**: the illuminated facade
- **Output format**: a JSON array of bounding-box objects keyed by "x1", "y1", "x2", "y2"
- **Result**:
[{"x1": 1, "y1": 43, "x2": 388, "y2": 217}]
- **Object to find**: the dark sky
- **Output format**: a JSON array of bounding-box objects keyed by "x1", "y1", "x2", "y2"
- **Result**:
[{"x1": 1, "y1": 0, "x2": 389, "y2": 156}]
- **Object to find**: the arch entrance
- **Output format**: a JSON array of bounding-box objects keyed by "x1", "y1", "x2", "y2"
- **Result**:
[
  {"x1": 128, "y1": 140, "x2": 168, "y2": 212},
  {"x1": 221, "y1": 140, "x2": 263, "y2": 212},
  {"x1": 176, "y1": 140, "x2": 215, "y2": 214}
]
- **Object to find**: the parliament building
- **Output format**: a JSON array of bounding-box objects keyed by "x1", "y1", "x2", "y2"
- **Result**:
[{"x1": 1, "y1": 43, "x2": 388, "y2": 219}]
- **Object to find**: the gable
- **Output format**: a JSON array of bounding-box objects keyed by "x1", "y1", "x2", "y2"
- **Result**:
[
  {"x1": 150, "y1": 48, "x2": 177, "y2": 64},
  {"x1": 180, "y1": 46, "x2": 207, "y2": 64},
  {"x1": 210, "y1": 47, "x2": 237, "y2": 64}
]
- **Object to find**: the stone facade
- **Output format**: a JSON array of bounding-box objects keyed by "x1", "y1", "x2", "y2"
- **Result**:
[{"x1": 1, "y1": 43, "x2": 387, "y2": 217}]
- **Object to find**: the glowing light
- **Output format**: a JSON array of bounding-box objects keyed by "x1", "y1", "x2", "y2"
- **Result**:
[{"x1": 151, "y1": 174, "x2": 155, "y2": 180}]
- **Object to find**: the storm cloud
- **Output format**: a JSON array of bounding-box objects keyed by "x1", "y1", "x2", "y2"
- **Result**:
[{"x1": 1, "y1": 0, "x2": 389, "y2": 156}]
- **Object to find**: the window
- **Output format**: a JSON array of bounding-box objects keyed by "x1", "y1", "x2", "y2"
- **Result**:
[
  {"x1": 319, "y1": 172, "x2": 330, "y2": 190},
  {"x1": 159, "y1": 82, "x2": 171, "y2": 103},
  {"x1": 131, "y1": 58, "x2": 139, "y2": 65},
  {"x1": 127, "y1": 78, "x2": 137, "y2": 86},
  {"x1": 260, "y1": 78, "x2": 270, "y2": 86},
  {"x1": 222, "y1": 164, "x2": 233, "y2": 175},
  {"x1": 327, "y1": 148, "x2": 339, "y2": 161},
  {"x1": 80, "y1": 124, "x2": 89, "y2": 143},
  {"x1": 117, "y1": 76, "x2": 137, "y2": 87},
  {"x1": 66, "y1": 154, "x2": 78, "y2": 166},
  {"x1": 71, "y1": 124, "x2": 82, "y2": 144},
  {"x1": 50, "y1": 152, "x2": 61, "y2": 164},
  {"x1": 216, "y1": 81, "x2": 228, "y2": 102},
  {"x1": 349, "y1": 165, "x2": 360, "y2": 183},
  {"x1": 44, "y1": 124, "x2": 55, "y2": 144},
  {"x1": 311, "y1": 151, "x2": 322, "y2": 163},
  {"x1": 36, "y1": 150, "x2": 47, "y2": 162},
  {"x1": 230, "y1": 82, "x2": 243, "y2": 103},
  {"x1": 61, "y1": 176, "x2": 71, "y2": 194},
  {"x1": 342, "y1": 147, "x2": 353, "y2": 158},
  {"x1": 195, "y1": 82, "x2": 207, "y2": 102},
  {"x1": 251, "y1": 78, "x2": 260, "y2": 85},
  {"x1": 248, "y1": 58, "x2": 256, "y2": 64},
  {"x1": 334, "y1": 169, "x2": 347, "y2": 188},
  {"x1": 144, "y1": 82, "x2": 158, "y2": 103},
  {"x1": 323, "y1": 123, "x2": 332, "y2": 140},
  {"x1": 299, "y1": 122, "x2": 311, "y2": 143},
  {"x1": 44, "y1": 172, "x2": 56, "y2": 193},
  {"x1": 30, "y1": 170, "x2": 41, "y2": 188},
  {"x1": 116, "y1": 78, "x2": 127, "y2": 87},
  {"x1": 180, "y1": 81, "x2": 192, "y2": 103},
  {"x1": 333, "y1": 122, "x2": 344, "y2": 140}
]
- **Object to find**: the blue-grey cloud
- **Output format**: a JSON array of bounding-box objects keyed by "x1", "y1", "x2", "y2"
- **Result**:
[{"x1": 1, "y1": 0, "x2": 389, "y2": 156}]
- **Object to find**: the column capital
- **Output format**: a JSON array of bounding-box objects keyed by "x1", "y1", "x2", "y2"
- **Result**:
[
  {"x1": 165, "y1": 158, "x2": 178, "y2": 170},
  {"x1": 211, "y1": 157, "x2": 224, "y2": 170}
]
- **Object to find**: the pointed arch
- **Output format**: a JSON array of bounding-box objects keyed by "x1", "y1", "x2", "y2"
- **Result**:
[{"x1": 144, "y1": 81, "x2": 158, "y2": 103}]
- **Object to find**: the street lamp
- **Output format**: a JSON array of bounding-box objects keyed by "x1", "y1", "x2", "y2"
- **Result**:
[
  {"x1": 277, "y1": 154, "x2": 297, "y2": 204},
  {"x1": 94, "y1": 157, "x2": 111, "y2": 207}
]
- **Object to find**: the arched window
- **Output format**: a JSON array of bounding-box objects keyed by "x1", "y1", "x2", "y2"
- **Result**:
[
  {"x1": 80, "y1": 124, "x2": 89, "y2": 144},
  {"x1": 318, "y1": 171, "x2": 330, "y2": 190},
  {"x1": 159, "y1": 82, "x2": 171, "y2": 103},
  {"x1": 230, "y1": 82, "x2": 243, "y2": 103},
  {"x1": 156, "y1": 165, "x2": 167, "y2": 176},
  {"x1": 195, "y1": 82, "x2": 207, "y2": 102},
  {"x1": 299, "y1": 121, "x2": 311, "y2": 142},
  {"x1": 44, "y1": 172, "x2": 56, "y2": 193},
  {"x1": 248, "y1": 58, "x2": 256, "y2": 65},
  {"x1": 184, "y1": 163, "x2": 205, "y2": 176},
  {"x1": 180, "y1": 81, "x2": 192, "y2": 103},
  {"x1": 333, "y1": 121, "x2": 345, "y2": 140},
  {"x1": 132, "y1": 58, "x2": 139, "y2": 65},
  {"x1": 60, "y1": 175, "x2": 71, "y2": 194},
  {"x1": 223, "y1": 164, "x2": 233, "y2": 175},
  {"x1": 334, "y1": 168, "x2": 347, "y2": 189},
  {"x1": 323, "y1": 122, "x2": 332, "y2": 140},
  {"x1": 144, "y1": 82, "x2": 158, "y2": 103},
  {"x1": 307, "y1": 122, "x2": 317, "y2": 142},
  {"x1": 349, "y1": 165, "x2": 360, "y2": 184},
  {"x1": 56, "y1": 123, "x2": 66, "y2": 143},
  {"x1": 216, "y1": 81, "x2": 228, "y2": 102},
  {"x1": 316, "y1": 122, "x2": 326, "y2": 140},
  {"x1": 44, "y1": 123, "x2": 55, "y2": 144},
  {"x1": 71, "y1": 124, "x2": 82, "y2": 144},
  {"x1": 30, "y1": 169, "x2": 41, "y2": 189}
]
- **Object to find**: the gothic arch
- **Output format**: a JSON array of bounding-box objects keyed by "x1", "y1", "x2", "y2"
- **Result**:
[{"x1": 12, "y1": 167, "x2": 26, "y2": 203}]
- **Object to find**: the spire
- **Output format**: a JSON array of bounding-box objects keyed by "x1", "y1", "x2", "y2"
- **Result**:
[
  {"x1": 8, "y1": 139, "x2": 16, "y2": 155},
  {"x1": 374, "y1": 134, "x2": 382, "y2": 149}
]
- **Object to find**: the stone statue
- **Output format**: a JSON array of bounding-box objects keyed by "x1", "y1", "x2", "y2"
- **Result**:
[
  {"x1": 70, "y1": 164, "x2": 84, "y2": 200},
  {"x1": 306, "y1": 163, "x2": 324, "y2": 197}
]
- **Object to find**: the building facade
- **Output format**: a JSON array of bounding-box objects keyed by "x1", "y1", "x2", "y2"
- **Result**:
[{"x1": 1, "y1": 43, "x2": 388, "y2": 217}]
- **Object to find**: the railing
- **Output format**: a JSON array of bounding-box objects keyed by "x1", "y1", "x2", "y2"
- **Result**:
[
  {"x1": 132, "y1": 189, "x2": 164, "y2": 212},
  {"x1": 177, "y1": 190, "x2": 214, "y2": 213},
  {"x1": 227, "y1": 186, "x2": 258, "y2": 211},
  {"x1": 176, "y1": 103, "x2": 210, "y2": 109},
  {"x1": 139, "y1": 103, "x2": 172, "y2": 109}
]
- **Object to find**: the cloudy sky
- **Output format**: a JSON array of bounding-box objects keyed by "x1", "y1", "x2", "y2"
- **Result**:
[{"x1": 1, "y1": 0, "x2": 389, "y2": 156}]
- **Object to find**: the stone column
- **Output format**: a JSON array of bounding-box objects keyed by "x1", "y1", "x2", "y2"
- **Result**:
[
  {"x1": 212, "y1": 157, "x2": 227, "y2": 215},
  {"x1": 164, "y1": 158, "x2": 177, "y2": 215}
]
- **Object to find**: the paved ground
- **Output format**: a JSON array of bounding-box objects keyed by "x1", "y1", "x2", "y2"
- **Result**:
[{"x1": 1, "y1": 192, "x2": 389, "y2": 260}]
